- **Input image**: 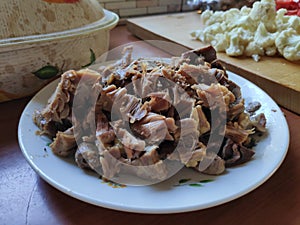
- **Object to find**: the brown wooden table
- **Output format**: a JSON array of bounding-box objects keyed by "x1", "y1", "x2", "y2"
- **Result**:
[{"x1": 1, "y1": 25, "x2": 299, "y2": 225}]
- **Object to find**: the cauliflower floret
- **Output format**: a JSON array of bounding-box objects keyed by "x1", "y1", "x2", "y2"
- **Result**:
[
  {"x1": 225, "y1": 27, "x2": 254, "y2": 56},
  {"x1": 276, "y1": 9, "x2": 300, "y2": 33},
  {"x1": 222, "y1": 6, "x2": 257, "y2": 31},
  {"x1": 211, "y1": 33, "x2": 229, "y2": 52},
  {"x1": 265, "y1": 46, "x2": 277, "y2": 56},
  {"x1": 252, "y1": 54, "x2": 261, "y2": 62},
  {"x1": 244, "y1": 42, "x2": 265, "y2": 57},
  {"x1": 191, "y1": 22, "x2": 225, "y2": 43},
  {"x1": 275, "y1": 28, "x2": 300, "y2": 61},
  {"x1": 231, "y1": 27, "x2": 253, "y2": 45},
  {"x1": 276, "y1": 8, "x2": 290, "y2": 31},
  {"x1": 249, "y1": 0, "x2": 277, "y2": 31},
  {"x1": 200, "y1": 10, "x2": 213, "y2": 25},
  {"x1": 243, "y1": 23, "x2": 278, "y2": 59},
  {"x1": 202, "y1": 22, "x2": 224, "y2": 36},
  {"x1": 225, "y1": 33, "x2": 244, "y2": 56},
  {"x1": 201, "y1": 10, "x2": 223, "y2": 25},
  {"x1": 253, "y1": 23, "x2": 277, "y2": 48},
  {"x1": 223, "y1": 8, "x2": 242, "y2": 24},
  {"x1": 190, "y1": 29, "x2": 202, "y2": 40},
  {"x1": 240, "y1": 5, "x2": 251, "y2": 15},
  {"x1": 282, "y1": 45, "x2": 300, "y2": 61},
  {"x1": 228, "y1": 14, "x2": 257, "y2": 31},
  {"x1": 287, "y1": 16, "x2": 300, "y2": 33}
]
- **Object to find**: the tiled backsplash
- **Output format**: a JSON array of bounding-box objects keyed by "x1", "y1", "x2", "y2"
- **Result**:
[{"x1": 98, "y1": 0, "x2": 196, "y2": 18}]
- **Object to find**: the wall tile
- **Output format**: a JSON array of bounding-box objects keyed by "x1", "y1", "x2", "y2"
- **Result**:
[
  {"x1": 159, "y1": 0, "x2": 182, "y2": 6},
  {"x1": 119, "y1": 7, "x2": 147, "y2": 17},
  {"x1": 98, "y1": 0, "x2": 194, "y2": 18},
  {"x1": 105, "y1": 1, "x2": 136, "y2": 10},
  {"x1": 136, "y1": 0, "x2": 158, "y2": 8},
  {"x1": 147, "y1": 5, "x2": 167, "y2": 14}
]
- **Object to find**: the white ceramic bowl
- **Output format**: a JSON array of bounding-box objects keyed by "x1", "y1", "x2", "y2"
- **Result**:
[{"x1": 0, "y1": 0, "x2": 118, "y2": 102}]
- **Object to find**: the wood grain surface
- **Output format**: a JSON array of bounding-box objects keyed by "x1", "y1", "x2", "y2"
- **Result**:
[{"x1": 127, "y1": 12, "x2": 300, "y2": 114}]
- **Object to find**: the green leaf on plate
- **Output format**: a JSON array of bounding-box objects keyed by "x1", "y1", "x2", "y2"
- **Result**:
[
  {"x1": 174, "y1": 178, "x2": 214, "y2": 187},
  {"x1": 189, "y1": 183, "x2": 203, "y2": 187},
  {"x1": 199, "y1": 179, "x2": 214, "y2": 183},
  {"x1": 33, "y1": 65, "x2": 59, "y2": 80},
  {"x1": 82, "y1": 48, "x2": 96, "y2": 68},
  {"x1": 179, "y1": 178, "x2": 191, "y2": 184}
]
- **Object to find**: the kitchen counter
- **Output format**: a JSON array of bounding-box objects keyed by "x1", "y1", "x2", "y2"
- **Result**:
[{"x1": 1, "y1": 25, "x2": 299, "y2": 225}]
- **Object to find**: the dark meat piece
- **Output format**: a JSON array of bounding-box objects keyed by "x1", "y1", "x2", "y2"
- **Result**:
[
  {"x1": 130, "y1": 145, "x2": 168, "y2": 181},
  {"x1": 237, "y1": 112, "x2": 252, "y2": 129},
  {"x1": 225, "y1": 122, "x2": 254, "y2": 144},
  {"x1": 170, "y1": 56, "x2": 190, "y2": 68},
  {"x1": 196, "y1": 151, "x2": 225, "y2": 175},
  {"x1": 148, "y1": 92, "x2": 171, "y2": 112},
  {"x1": 96, "y1": 85, "x2": 120, "y2": 112},
  {"x1": 130, "y1": 156, "x2": 168, "y2": 181},
  {"x1": 100, "y1": 84, "x2": 150, "y2": 124},
  {"x1": 131, "y1": 145, "x2": 160, "y2": 166},
  {"x1": 246, "y1": 101, "x2": 262, "y2": 114},
  {"x1": 33, "y1": 70, "x2": 77, "y2": 136},
  {"x1": 100, "y1": 149, "x2": 121, "y2": 179},
  {"x1": 221, "y1": 139, "x2": 255, "y2": 167},
  {"x1": 109, "y1": 88, "x2": 149, "y2": 123},
  {"x1": 191, "y1": 105, "x2": 211, "y2": 135},
  {"x1": 34, "y1": 69, "x2": 101, "y2": 138},
  {"x1": 71, "y1": 71, "x2": 103, "y2": 143},
  {"x1": 165, "y1": 117, "x2": 178, "y2": 133},
  {"x1": 114, "y1": 128, "x2": 145, "y2": 154},
  {"x1": 75, "y1": 142, "x2": 101, "y2": 170},
  {"x1": 251, "y1": 113, "x2": 267, "y2": 133},
  {"x1": 40, "y1": 70, "x2": 77, "y2": 123},
  {"x1": 202, "y1": 156, "x2": 225, "y2": 175},
  {"x1": 181, "y1": 45, "x2": 217, "y2": 64},
  {"x1": 172, "y1": 85, "x2": 195, "y2": 118},
  {"x1": 174, "y1": 118, "x2": 200, "y2": 164},
  {"x1": 50, "y1": 127, "x2": 76, "y2": 156},
  {"x1": 193, "y1": 83, "x2": 235, "y2": 112},
  {"x1": 228, "y1": 100, "x2": 245, "y2": 120},
  {"x1": 214, "y1": 68, "x2": 242, "y2": 101},
  {"x1": 99, "y1": 46, "x2": 133, "y2": 81},
  {"x1": 178, "y1": 63, "x2": 218, "y2": 85},
  {"x1": 131, "y1": 113, "x2": 174, "y2": 144},
  {"x1": 211, "y1": 59, "x2": 227, "y2": 71},
  {"x1": 96, "y1": 111, "x2": 116, "y2": 147},
  {"x1": 185, "y1": 142, "x2": 206, "y2": 167},
  {"x1": 132, "y1": 73, "x2": 161, "y2": 98},
  {"x1": 33, "y1": 111, "x2": 68, "y2": 138}
]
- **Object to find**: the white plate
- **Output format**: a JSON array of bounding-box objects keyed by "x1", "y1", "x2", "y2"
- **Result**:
[{"x1": 18, "y1": 71, "x2": 289, "y2": 214}]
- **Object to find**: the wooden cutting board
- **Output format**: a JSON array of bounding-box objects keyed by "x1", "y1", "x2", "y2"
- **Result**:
[{"x1": 127, "y1": 12, "x2": 300, "y2": 114}]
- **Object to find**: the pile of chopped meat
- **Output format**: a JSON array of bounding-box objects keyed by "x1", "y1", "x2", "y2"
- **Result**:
[{"x1": 33, "y1": 46, "x2": 267, "y2": 182}]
